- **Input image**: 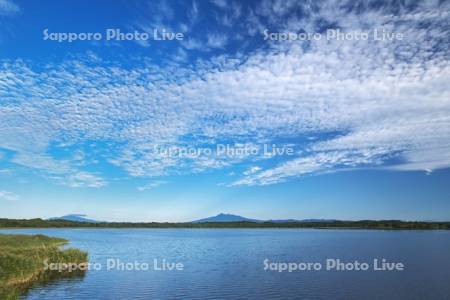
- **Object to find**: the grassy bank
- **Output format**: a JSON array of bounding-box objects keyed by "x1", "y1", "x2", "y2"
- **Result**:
[{"x1": 0, "y1": 234, "x2": 87, "y2": 299}]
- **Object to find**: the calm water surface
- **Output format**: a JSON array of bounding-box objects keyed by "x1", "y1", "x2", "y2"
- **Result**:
[{"x1": 1, "y1": 228, "x2": 449, "y2": 299}]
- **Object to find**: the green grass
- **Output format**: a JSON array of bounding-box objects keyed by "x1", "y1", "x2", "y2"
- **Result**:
[{"x1": 0, "y1": 234, "x2": 88, "y2": 299}]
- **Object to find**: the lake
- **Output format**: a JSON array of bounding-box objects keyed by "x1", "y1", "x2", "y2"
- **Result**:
[{"x1": 1, "y1": 228, "x2": 449, "y2": 299}]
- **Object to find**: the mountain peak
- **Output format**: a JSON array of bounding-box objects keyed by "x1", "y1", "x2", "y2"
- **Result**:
[
  {"x1": 192, "y1": 213, "x2": 258, "y2": 223},
  {"x1": 48, "y1": 214, "x2": 99, "y2": 223},
  {"x1": 192, "y1": 213, "x2": 336, "y2": 223}
]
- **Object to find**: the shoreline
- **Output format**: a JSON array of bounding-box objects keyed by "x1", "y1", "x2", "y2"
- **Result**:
[
  {"x1": 1, "y1": 226, "x2": 449, "y2": 230},
  {"x1": 2, "y1": 218, "x2": 449, "y2": 230},
  {"x1": 0, "y1": 234, "x2": 88, "y2": 299}
]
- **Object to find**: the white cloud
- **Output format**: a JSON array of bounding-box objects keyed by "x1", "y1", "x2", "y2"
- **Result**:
[
  {"x1": 243, "y1": 166, "x2": 262, "y2": 176},
  {"x1": 181, "y1": 37, "x2": 204, "y2": 50},
  {"x1": 64, "y1": 172, "x2": 107, "y2": 188},
  {"x1": 233, "y1": 150, "x2": 387, "y2": 186},
  {"x1": 210, "y1": 0, "x2": 227, "y2": 9},
  {"x1": 0, "y1": 0, "x2": 19, "y2": 15},
  {"x1": 189, "y1": 0, "x2": 199, "y2": 24},
  {"x1": 0, "y1": 190, "x2": 19, "y2": 201},
  {"x1": 137, "y1": 180, "x2": 167, "y2": 191},
  {"x1": 206, "y1": 33, "x2": 228, "y2": 49}
]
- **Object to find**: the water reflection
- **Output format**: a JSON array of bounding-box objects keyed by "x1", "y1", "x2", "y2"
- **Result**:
[{"x1": 1, "y1": 268, "x2": 87, "y2": 299}]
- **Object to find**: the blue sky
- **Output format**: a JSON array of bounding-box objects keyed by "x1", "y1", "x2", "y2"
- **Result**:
[{"x1": 0, "y1": 0, "x2": 449, "y2": 222}]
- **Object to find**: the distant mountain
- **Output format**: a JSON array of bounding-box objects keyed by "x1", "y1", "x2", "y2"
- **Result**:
[
  {"x1": 48, "y1": 214, "x2": 99, "y2": 223},
  {"x1": 193, "y1": 213, "x2": 260, "y2": 223},
  {"x1": 193, "y1": 213, "x2": 336, "y2": 223}
]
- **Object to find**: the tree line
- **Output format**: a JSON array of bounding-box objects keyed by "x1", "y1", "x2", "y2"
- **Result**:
[{"x1": 0, "y1": 218, "x2": 449, "y2": 229}]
